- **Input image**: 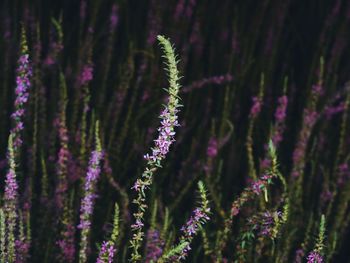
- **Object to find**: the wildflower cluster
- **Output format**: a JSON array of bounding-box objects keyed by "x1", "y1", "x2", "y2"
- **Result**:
[{"x1": 235, "y1": 210, "x2": 283, "y2": 262}]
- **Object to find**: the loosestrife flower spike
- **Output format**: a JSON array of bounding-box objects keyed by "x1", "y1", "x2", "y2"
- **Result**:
[
  {"x1": 56, "y1": 72, "x2": 69, "y2": 210},
  {"x1": 0, "y1": 209, "x2": 5, "y2": 262},
  {"x1": 129, "y1": 35, "x2": 182, "y2": 261},
  {"x1": 306, "y1": 215, "x2": 326, "y2": 263},
  {"x1": 169, "y1": 181, "x2": 211, "y2": 261},
  {"x1": 78, "y1": 121, "x2": 103, "y2": 263},
  {"x1": 96, "y1": 203, "x2": 120, "y2": 263},
  {"x1": 4, "y1": 134, "x2": 18, "y2": 263},
  {"x1": 11, "y1": 26, "x2": 32, "y2": 152},
  {"x1": 144, "y1": 229, "x2": 164, "y2": 262}
]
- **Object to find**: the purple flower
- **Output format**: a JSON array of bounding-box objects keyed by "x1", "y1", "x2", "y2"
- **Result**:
[
  {"x1": 181, "y1": 74, "x2": 233, "y2": 93},
  {"x1": 55, "y1": 113, "x2": 70, "y2": 209},
  {"x1": 251, "y1": 174, "x2": 272, "y2": 195},
  {"x1": 259, "y1": 211, "x2": 281, "y2": 237},
  {"x1": 57, "y1": 223, "x2": 76, "y2": 263},
  {"x1": 230, "y1": 173, "x2": 273, "y2": 218},
  {"x1": 312, "y1": 84, "x2": 323, "y2": 96},
  {"x1": 294, "y1": 248, "x2": 305, "y2": 263},
  {"x1": 5, "y1": 170, "x2": 17, "y2": 201},
  {"x1": 250, "y1": 96, "x2": 262, "y2": 118},
  {"x1": 207, "y1": 137, "x2": 218, "y2": 158},
  {"x1": 130, "y1": 35, "x2": 182, "y2": 261},
  {"x1": 320, "y1": 189, "x2": 333, "y2": 203},
  {"x1": 110, "y1": 4, "x2": 119, "y2": 32},
  {"x1": 78, "y1": 147, "x2": 103, "y2": 261},
  {"x1": 11, "y1": 46, "x2": 32, "y2": 150},
  {"x1": 80, "y1": 0, "x2": 86, "y2": 20},
  {"x1": 337, "y1": 163, "x2": 350, "y2": 186},
  {"x1": 131, "y1": 219, "x2": 144, "y2": 231},
  {"x1": 4, "y1": 135, "x2": 18, "y2": 262},
  {"x1": 231, "y1": 206, "x2": 240, "y2": 216},
  {"x1": 307, "y1": 251, "x2": 323, "y2": 263},
  {"x1": 79, "y1": 64, "x2": 94, "y2": 86},
  {"x1": 141, "y1": 108, "x2": 179, "y2": 166},
  {"x1": 275, "y1": 95, "x2": 288, "y2": 122},
  {"x1": 145, "y1": 230, "x2": 164, "y2": 262},
  {"x1": 325, "y1": 102, "x2": 346, "y2": 119},
  {"x1": 15, "y1": 239, "x2": 30, "y2": 263},
  {"x1": 304, "y1": 109, "x2": 318, "y2": 125},
  {"x1": 96, "y1": 241, "x2": 116, "y2": 263},
  {"x1": 177, "y1": 207, "x2": 210, "y2": 259},
  {"x1": 292, "y1": 108, "x2": 318, "y2": 178}
]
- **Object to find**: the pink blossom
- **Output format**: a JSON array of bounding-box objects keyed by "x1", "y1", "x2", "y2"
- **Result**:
[{"x1": 250, "y1": 96, "x2": 262, "y2": 118}]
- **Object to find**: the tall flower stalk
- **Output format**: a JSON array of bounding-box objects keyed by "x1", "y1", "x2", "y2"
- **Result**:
[
  {"x1": 4, "y1": 135, "x2": 18, "y2": 263},
  {"x1": 246, "y1": 73, "x2": 264, "y2": 180},
  {"x1": 129, "y1": 35, "x2": 182, "y2": 261},
  {"x1": 96, "y1": 203, "x2": 119, "y2": 263},
  {"x1": 3, "y1": 26, "x2": 32, "y2": 263},
  {"x1": 78, "y1": 121, "x2": 103, "y2": 263},
  {"x1": 11, "y1": 26, "x2": 32, "y2": 153},
  {"x1": 56, "y1": 73, "x2": 75, "y2": 262},
  {"x1": 170, "y1": 181, "x2": 210, "y2": 261},
  {"x1": 0, "y1": 209, "x2": 5, "y2": 262},
  {"x1": 306, "y1": 215, "x2": 326, "y2": 263},
  {"x1": 56, "y1": 72, "x2": 70, "y2": 209}
]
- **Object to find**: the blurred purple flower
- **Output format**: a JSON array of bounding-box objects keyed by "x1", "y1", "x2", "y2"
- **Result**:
[
  {"x1": 79, "y1": 64, "x2": 94, "y2": 86},
  {"x1": 110, "y1": 4, "x2": 119, "y2": 32},
  {"x1": 250, "y1": 96, "x2": 262, "y2": 118},
  {"x1": 57, "y1": 223, "x2": 76, "y2": 263},
  {"x1": 181, "y1": 74, "x2": 233, "y2": 93},
  {"x1": 145, "y1": 230, "x2": 164, "y2": 262},
  {"x1": 295, "y1": 248, "x2": 305, "y2": 263},
  {"x1": 207, "y1": 137, "x2": 218, "y2": 158},
  {"x1": 275, "y1": 95, "x2": 288, "y2": 122}
]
